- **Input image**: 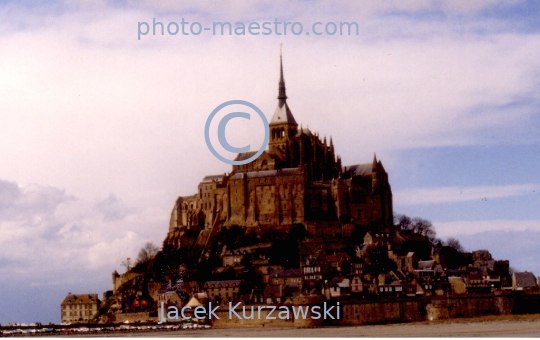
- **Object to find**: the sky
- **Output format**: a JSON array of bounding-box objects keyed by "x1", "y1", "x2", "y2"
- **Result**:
[{"x1": 1, "y1": 0, "x2": 540, "y2": 324}]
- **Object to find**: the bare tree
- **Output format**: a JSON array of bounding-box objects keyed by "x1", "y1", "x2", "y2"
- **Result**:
[
  {"x1": 445, "y1": 237, "x2": 464, "y2": 253},
  {"x1": 410, "y1": 217, "x2": 436, "y2": 242},
  {"x1": 120, "y1": 257, "x2": 132, "y2": 272},
  {"x1": 136, "y1": 242, "x2": 160, "y2": 264},
  {"x1": 395, "y1": 214, "x2": 412, "y2": 230}
]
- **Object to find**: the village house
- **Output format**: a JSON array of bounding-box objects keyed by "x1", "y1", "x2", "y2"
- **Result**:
[
  {"x1": 448, "y1": 276, "x2": 467, "y2": 294},
  {"x1": 60, "y1": 293, "x2": 100, "y2": 324},
  {"x1": 414, "y1": 260, "x2": 437, "y2": 278},
  {"x1": 269, "y1": 268, "x2": 303, "y2": 287},
  {"x1": 512, "y1": 271, "x2": 539, "y2": 292},
  {"x1": 350, "y1": 259, "x2": 365, "y2": 275},
  {"x1": 363, "y1": 231, "x2": 392, "y2": 247},
  {"x1": 203, "y1": 280, "x2": 241, "y2": 303},
  {"x1": 464, "y1": 273, "x2": 492, "y2": 294},
  {"x1": 483, "y1": 275, "x2": 502, "y2": 290},
  {"x1": 301, "y1": 253, "x2": 324, "y2": 283},
  {"x1": 221, "y1": 249, "x2": 255, "y2": 267},
  {"x1": 329, "y1": 278, "x2": 351, "y2": 298},
  {"x1": 156, "y1": 289, "x2": 184, "y2": 321},
  {"x1": 388, "y1": 249, "x2": 418, "y2": 273},
  {"x1": 377, "y1": 282, "x2": 404, "y2": 297},
  {"x1": 349, "y1": 274, "x2": 363, "y2": 294}
]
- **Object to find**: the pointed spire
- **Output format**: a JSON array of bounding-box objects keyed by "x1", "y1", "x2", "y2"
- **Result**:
[
  {"x1": 278, "y1": 44, "x2": 287, "y2": 101},
  {"x1": 372, "y1": 153, "x2": 378, "y2": 172}
]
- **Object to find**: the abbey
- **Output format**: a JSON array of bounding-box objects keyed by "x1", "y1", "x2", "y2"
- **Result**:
[{"x1": 165, "y1": 54, "x2": 393, "y2": 249}]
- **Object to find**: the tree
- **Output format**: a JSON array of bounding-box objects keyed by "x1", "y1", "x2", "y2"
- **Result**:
[
  {"x1": 411, "y1": 217, "x2": 436, "y2": 241},
  {"x1": 120, "y1": 258, "x2": 132, "y2": 271},
  {"x1": 136, "y1": 242, "x2": 160, "y2": 264},
  {"x1": 445, "y1": 237, "x2": 464, "y2": 253},
  {"x1": 439, "y1": 246, "x2": 466, "y2": 269},
  {"x1": 395, "y1": 214, "x2": 412, "y2": 230},
  {"x1": 396, "y1": 214, "x2": 437, "y2": 243}
]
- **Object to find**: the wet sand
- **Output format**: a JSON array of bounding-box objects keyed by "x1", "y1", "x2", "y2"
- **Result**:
[{"x1": 76, "y1": 314, "x2": 540, "y2": 337}]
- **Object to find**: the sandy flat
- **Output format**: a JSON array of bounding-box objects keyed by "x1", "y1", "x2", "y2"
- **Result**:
[{"x1": 71, "y1": 315, "x2": 540, "y2": 337}]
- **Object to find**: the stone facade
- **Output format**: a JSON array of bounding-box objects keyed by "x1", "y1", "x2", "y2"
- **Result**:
[
  {"x1": 60, "y1": 293, "x2": 99, "y2": 324},
  {"x1": 165, "y1": 55, "x2": 393, "y2": 249},
  {"x1": 203, "y1": 280, "x2": 241, "y2": 302}
]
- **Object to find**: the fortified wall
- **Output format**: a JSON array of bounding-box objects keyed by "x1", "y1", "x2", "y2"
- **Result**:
[{"x1": 209, "y1": 294, "x2": 540, "y2": 328}]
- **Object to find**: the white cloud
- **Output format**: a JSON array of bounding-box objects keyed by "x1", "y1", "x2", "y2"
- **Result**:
[
  {"x1": 434, "y1": 219, "x2": 540, "y2": 238},
  {"x1": 394, "y1": 184, "x2": 540, "y2": 206},
  {"x1": 1, "y1": 5, "x2": 539, "y2": 198},
  {"x1": 117, "y1": 0, "x2": 522, "y2": 20},
  {"x1": 0, "y1": 179, "x2": 167, "y2": 286}
]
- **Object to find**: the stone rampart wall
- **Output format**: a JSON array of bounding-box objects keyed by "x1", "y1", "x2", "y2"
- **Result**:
[{"x1": 208, "y1": 294, "x2": 540, "y2": 328}]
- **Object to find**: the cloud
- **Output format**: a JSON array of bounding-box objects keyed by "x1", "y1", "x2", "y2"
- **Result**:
[
  {"x1": 434, "y1": 219, "x2": 540, "y2": 238},
  {"x1": 94, "y1": 194, "x2": 136, "y2": 222},
  {"x1": 394, "y1": 184, "x2": 540, "y2": 206},
  {"x1": 452, "y1": 229, "x2": 540, "y2": 275},
  {"x1": 1, "y1": 3, "x2": 539, "y2": 197},
  {"x1": 0, "y1": 179, "x2": 166, "y2": 285}
]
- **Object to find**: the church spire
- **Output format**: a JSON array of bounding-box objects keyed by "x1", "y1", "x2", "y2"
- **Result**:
[
  {"x1": 372, "y1": 153, "x2": 378, "y2": 172},
  {"x1": 278, "y1": 44, "x2": 287, "y2": 101}
]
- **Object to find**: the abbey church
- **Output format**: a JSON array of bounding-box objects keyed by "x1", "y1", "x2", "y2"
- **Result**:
[{"x1": 165, "y1": 55, "x2": 393, "y2": 249}]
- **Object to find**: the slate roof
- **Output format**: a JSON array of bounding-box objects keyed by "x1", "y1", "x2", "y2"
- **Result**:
[
  {"x1": 514, "y1": 271, "x2": 538, "y2": 288},
  {"x1": 223, "y1": 249, "x2": 255, "y2": 256},
  {"x1": 201, "y1": 174, "x2": 225, "y2": 183},
  {"x1": 61, "y1": 293, "x2": 99, "y2": 305},
  {"x1": 343, "y1": 163, "x2": 372, "y2": 176},
  {"x1": 233, "y1": 151, "x2": 258, "y2": 162},
  {"x1": 269, "y1": 268, "x2": 302, "y2": 278},
  {"x1": 204, "y1": 280, "x2": 242, "y2": 288},
  {"x1": 229, "y1": 168, "x2": 300, "y2": 180},
  {"x1": 270, "y1": 101, "x2": 297, "y2": 126},
  {"x1": 417, "y1": 260, "x2": 436, "y2": 270},
  {"x1": 295, "y1": 127, "x2": 313, "y2": 137}
]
